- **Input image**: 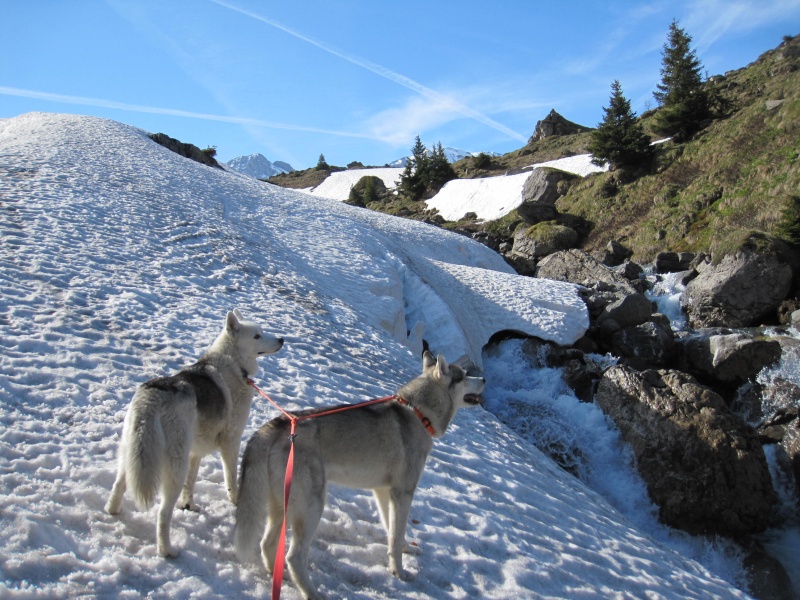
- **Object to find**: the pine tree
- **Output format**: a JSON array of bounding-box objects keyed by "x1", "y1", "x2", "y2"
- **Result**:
[
  {"x1": 589, "y1": 80, "x2": 653, "y2": 169},
  {"x1": 398, "y1": 136, "x2": 428, "y2": 200},
  {"x1": 653, "y1": 20, "x2": 712, "y2": 140},
  {"x1": 427, "y1": 143, "x2": 456, "y2": 195},
  {"x1": 316, "y1": 153, "x2": 330, "y2": 170}
]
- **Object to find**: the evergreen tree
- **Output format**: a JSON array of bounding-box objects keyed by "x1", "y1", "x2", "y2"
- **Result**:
[
  {"x1": 398, "y1": 136, "x2": 428, "y2": 200},
  {"x1": 316, "y1": 153, "x2": 330, "y2": 170},
  {"x1": 653, "y1": 20, "x2": 712, "y2": 140},
  {"x1": 589, "y1": 80, "x2": 653, "y2": 169},
  {"x1": 427, "y1": 143, "x2": 457, "y2": 195}
]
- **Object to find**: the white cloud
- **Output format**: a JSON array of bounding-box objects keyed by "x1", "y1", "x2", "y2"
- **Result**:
[
  {"x1": 683, "y1": 0, "x2": 800, "y2": 50},
  {"x1": 210, "y1": 0, "x2": 528, "y2": 144},
  {"x1": 0, "y1": 86, "x2": 377, "y2": 140}
]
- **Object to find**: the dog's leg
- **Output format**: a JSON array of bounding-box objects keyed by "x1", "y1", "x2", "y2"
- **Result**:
[
  {"x1": 286, "y1": 477, "x2": 326, "y2": 600},
  {"x1": 157, "y1": 472, "x2": 183, "y2": 558},
  {"x1": 105, "y1": 465, "x2": 127, "y2": 514},
  {"x1": 386, "y1": 488, "x2": 415, "y2": 580},
  {"x1": 178, "y1": 453, "x2": 202, "y2": 511},
  {"x1": 220, "y1": 438, "x2": 240, "y2": 505},
  {"x1": 157, "y1": 444, "x2": 189, "y2": 558},
  {"x1": 373, "y1": 487, "x2": 391, "y2": 532},
  {"x1": 260, "y1": 490, "x2": 286, "y2": 575},
  {"x1": 374, "y1": 488, "x2": 420, "y2": 556}
]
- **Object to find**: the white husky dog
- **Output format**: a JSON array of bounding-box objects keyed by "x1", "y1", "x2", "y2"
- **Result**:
[
  {"x1": 105, "y1": 309, "x2": 283, "y2": 557},
  {"x1": 234, "y1": 350, "x2": 484, "y2": 599}
]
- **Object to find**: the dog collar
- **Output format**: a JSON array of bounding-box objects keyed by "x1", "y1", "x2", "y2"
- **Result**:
[{"x1": 396, "y1": 397, "x2": 436, "y2": 436}]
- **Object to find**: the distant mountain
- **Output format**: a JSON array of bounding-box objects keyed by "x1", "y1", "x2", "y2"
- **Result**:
[
  {"x1": 388, "y1": 147, "x2": 499, "y2": 168},
  {"x1": 225, "y1": 153, "x2": 294, "y2": 179}
]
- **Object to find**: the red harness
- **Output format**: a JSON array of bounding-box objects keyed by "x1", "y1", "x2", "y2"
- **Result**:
[{"x1": 246, "y1": 379, "x2": 435, "y2": 600}]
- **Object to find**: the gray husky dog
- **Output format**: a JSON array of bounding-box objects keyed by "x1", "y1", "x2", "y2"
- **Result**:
[
  {"x1": 234, "y1": 350, "x2": 485, "y2": 599},
  {"x1": 105, "y1": 309, "x2": 283, "y2": 558}
]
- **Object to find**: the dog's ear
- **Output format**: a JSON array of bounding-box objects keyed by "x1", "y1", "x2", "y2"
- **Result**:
[
  {"x1": 422, "y1": 350, "x2": 436, "y2": 372},
  {"x1": 226, "y1": 311, "x2": 241, "y2": 332},
  {"x1": 233, "y1": 308, "x2": 244, "y2": 320},
  {"x1": 434, "y1": 354, "x2": 450, "y2": 379}
]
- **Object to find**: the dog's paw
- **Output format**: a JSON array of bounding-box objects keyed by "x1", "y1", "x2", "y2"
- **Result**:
[
  {"x1": 158, "y1": 544, "x2": 180, "y2": 559},
  {"x1": 391, "y1": 566, "x2": 413, "y2": 581},
  {"x1": 180, "y1": 501, "x2": 200, "y2": 512}
]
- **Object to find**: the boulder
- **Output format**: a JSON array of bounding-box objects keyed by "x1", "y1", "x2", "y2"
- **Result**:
[
  {"x1": 677, "y1": 330, "x2": 782, "y2": 387},
  {"x1": 595, "y1": 366, "x2": 776, "y2": 536},
  {"x1": 681, "y1": 235, "x2": 794, "y2": 328},
  {"x1": 516, "y1": 169, "x2": 574, "y2": 226},
  {"x1": 610, "y1": 315, "x2": 676, "y2": 369},
  {"x1": 600, "y1": 240, "x2": 633, "y2": 267},
  {"x1": 536, "y1": 249, "x2": 638, "y2": 295},
  {"x1": 598, "y1": 293, "x2": 653, "y2": 329},
  {"x1": 511, "y1": 222, "x2": 578, "y2": 261},
  {"x1": 655, "y1": 251, "x2": 696, "y2": 273}
]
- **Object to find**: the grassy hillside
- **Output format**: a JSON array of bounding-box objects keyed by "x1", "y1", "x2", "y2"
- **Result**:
[
  {"x1": 553, "y1": 34, "x2": 800, "y2": 262},
  {"x1": 265, "y1": 35, "x2": 799, "y2": 263}
]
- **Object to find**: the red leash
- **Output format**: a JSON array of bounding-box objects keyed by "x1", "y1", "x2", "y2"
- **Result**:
[{"x1": 247, "y1": 379, "x2": 408, "y2": 600}]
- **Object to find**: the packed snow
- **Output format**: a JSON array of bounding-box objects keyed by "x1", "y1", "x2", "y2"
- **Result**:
[
  {"x1": 0, "y1": 112, "x2": 753, "y2": 599},
  {"x1": 426, "y1": 154, "x2": 607, "y2": 222},
  {"x1": 306, "y1": 167, "x2": 403, "y2": 200}
]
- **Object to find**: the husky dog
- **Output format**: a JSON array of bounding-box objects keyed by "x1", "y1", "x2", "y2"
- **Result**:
[
  {"x1": 234, "y1": 350, "x2": 484, "y2": 599},
  {"x1": 105, "y1": 309, "x2": 283, "y2": 558}
]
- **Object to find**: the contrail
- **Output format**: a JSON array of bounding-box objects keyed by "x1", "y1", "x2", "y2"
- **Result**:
[
  {"x1": 0, "y1": 86, "x2": 378, "y2": 139},
  {"x1": 210, "y1": 0, "x2": 527, "y2": 143}
]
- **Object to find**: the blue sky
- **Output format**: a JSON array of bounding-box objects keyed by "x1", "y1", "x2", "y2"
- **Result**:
[{"x1": 2, "y1": 1, "x2": 798, "y2": 169}]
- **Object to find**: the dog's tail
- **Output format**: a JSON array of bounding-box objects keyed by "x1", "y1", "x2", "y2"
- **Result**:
[
  {"x1": 234, "y1": 428, "x2": 274, "y2": 563},
  {"x1": 124, "y1": 392, "x2": 165, "y2": 510}
]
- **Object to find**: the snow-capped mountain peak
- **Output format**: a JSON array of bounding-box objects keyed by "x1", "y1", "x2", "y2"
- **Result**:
[
  {"x1": 225, "y1": 153, "x2": 294, "y2": 179},
  {"x1": 388, "y1": 146, "x2": 499, "y2": 168}
]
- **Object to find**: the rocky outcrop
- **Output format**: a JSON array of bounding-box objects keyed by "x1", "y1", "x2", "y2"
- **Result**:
[
  {"x1": 677, "y1": 330, "x2": 782, "y2": 387},
  {"x1": 149, "y1": 133, "x2": 222, "y2": 169},
  {"x1": 595, "y1": 366, "x2": 777, "y2": 536},
  {"x1": 536, "y1": 249, "x2": 638, "y2": 294},
  {"x1": 681, "y1": 235, "x2": 795, "y2": 328},
  {"x1": 516, "y1": 169, "x2": 572, "y2": 225},
  {"x1": 528, "y1": 109, "x2": 592, "y2": 144},
  {"x1": 511, "y1": 223, "x2": 578, "y2": 266},
  {"x1": 609, "y1": 315, "x2": 676, "y2": 369}
]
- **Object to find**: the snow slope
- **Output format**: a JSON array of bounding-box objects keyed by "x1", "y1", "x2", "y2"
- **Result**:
[
  {"x1": 426, "y1": 154, "x2": 608, "y2": 222},
  {"x1": 0, "y1": 113, "x2": 748, "y2": 599},
  {"x1": 307, "y1": 167, "x2": 404, "y2": 200}
]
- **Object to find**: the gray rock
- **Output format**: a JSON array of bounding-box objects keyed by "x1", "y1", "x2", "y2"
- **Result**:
[
  {"x1": 511, "y1": 223, "x2": 578, "y2": 260},
  {"x1": 528, "y1": 109, "x2": 592, "y2": 144},
  {"x1": 595, "y1": 366, "x2": 776, "y2": 536},
  {"x1": 598, "y1": 293, "x2": 653, "y2": 328},
  {"x1": 610, "y1": 316, "x2": 676, "y2": 368},
  {"x1": 677, "y1": 331, "x2": 782, "y2": 386},
  {"x1": 681, "y1": 236, "x2": 794, "y2": 328},
  {"x1": 536, "y1": 249, "x2": 638, "y2": 295}
]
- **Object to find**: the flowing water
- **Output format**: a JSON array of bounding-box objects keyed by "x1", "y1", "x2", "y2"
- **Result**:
[{"x1": 482, "y1": 270, "x2": 800, "y2": 597}]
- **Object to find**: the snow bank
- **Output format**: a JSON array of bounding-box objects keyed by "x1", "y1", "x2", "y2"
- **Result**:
[
  {"x1": 528, "y1": 153, "x2": 609, "y2": 177},
  {"x1": 426, "y1": 154, "x2": 607, "y2": 222},
  {"x1": 0, "y1": 112, "x2": 748, "y2": 599},
  {"x1": 308, "y1": 167, "x2": 403, "y2": 200}
]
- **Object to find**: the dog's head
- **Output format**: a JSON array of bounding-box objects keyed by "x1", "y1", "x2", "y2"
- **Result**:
[
  {"x1": 226, "y1": 309, "x2": 284, "y2": 364},
  {"x1": 422, "y1": 350, "x2": 484, "y2": 410}
]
